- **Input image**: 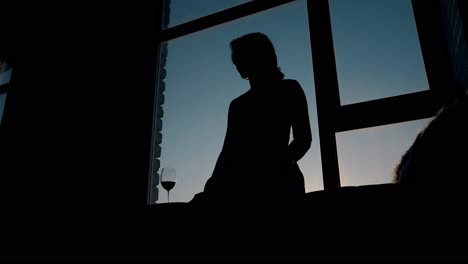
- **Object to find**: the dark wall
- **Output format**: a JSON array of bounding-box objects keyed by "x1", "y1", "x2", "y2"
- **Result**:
[
  {"x1": 459, "y1": 0, "x2": 468, "y2": 41},
  {"x1": 1, "y1": 2, "x2": 162, "y2": 257},
  {"x1": 439, "y1": 0, "x2": 468, "y2": 92},
  {"x1": 458, "y1": 0, "x2": 468, "y2": 91}
]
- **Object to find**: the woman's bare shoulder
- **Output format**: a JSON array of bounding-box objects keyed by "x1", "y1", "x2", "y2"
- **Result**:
[
  {"x1": 282, "y1": 79, "x2": 304, "y2": 95},
  {"x1": 228, "y1": 92, "x2": 249, "y2": 111},
  {"x1": 282, "y1": 79, "x2": 300, "y2": 86}
]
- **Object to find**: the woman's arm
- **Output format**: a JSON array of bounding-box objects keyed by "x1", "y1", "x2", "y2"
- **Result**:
[{"x1": 287, "y1": 80, "x2": 312, "y2": 163}]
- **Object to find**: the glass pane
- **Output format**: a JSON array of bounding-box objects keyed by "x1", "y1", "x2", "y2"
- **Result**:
[
  {"x1": 0, "y1": 93, "x2": 6, "y2": 125},
  {"x1": 329, "y1": 0, "x2": 429, "y2": 105},
  {"x1": 156, "y1": 0, "x2": 322, "y2": 203},
  {"x1": 336, "y1": 118, "x2": 431, "y2": 187},
  {"x1": 0, "y1": 64, "x2": 11, "y2": 125},
  {"x1": 0, "y1": 68, "x2": 11, "y2": 85},
  {"x1": 165, "y1": 0, "x2": 252, "y2": 28}
]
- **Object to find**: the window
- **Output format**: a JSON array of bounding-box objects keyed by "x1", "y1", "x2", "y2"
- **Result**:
[
  {"x1": 150, "y1": 0, "x2": 451, "y2": 204},
  {"x1": 0, "y1": 57, "x2": 12, "y2": 125}
]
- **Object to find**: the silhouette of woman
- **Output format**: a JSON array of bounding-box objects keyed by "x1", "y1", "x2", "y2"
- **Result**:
[{"x1": 192, "y1": 33, "x2": 312, "y2": 205}]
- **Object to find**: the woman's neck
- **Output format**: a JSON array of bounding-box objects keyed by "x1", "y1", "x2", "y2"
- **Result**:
[{"x1": 249, "y1": 76, "x2": 276, "y2": 91}]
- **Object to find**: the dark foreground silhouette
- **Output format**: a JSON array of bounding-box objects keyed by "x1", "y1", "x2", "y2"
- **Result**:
[
  {"x1": 149, "y1": 34, "x2": 468, "y2": 260},
  {"x1": 191, "y1": 33, "x2": 312, "y2": 206},
  {"x1": 149, "y1": 91, "x2": 468, "y2": 260}
]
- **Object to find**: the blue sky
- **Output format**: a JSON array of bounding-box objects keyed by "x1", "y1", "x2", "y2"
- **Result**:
[{"x1": 156, "y1": 0, "x2": 431, "y2": 203}]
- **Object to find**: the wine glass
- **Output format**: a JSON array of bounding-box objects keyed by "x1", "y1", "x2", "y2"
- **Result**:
[{"x1": 160, "y1": 167, "x2": 176, "y2": 203}]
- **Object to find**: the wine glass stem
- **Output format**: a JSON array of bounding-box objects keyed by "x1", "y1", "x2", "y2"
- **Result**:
[{"x1": 168, "y1": 191, "x2": 170, "y2": 203}]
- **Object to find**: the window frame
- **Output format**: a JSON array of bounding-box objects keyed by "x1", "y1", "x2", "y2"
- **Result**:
[{"x1": 148, "y1": 0, "x2": 455, "y2": 204}]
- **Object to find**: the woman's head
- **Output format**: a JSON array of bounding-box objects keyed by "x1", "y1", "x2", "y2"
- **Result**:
[{"x1": 230, "y1": 32, "x2": 284, "y2": 80}]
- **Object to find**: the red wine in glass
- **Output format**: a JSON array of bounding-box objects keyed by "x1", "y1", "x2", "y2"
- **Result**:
[
  {"x1": 160, "y1": 168, "x2": 176, "y2": 203},
  {"x1": 161, "y1": 181, "x2": 175, "y2": 192}
]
